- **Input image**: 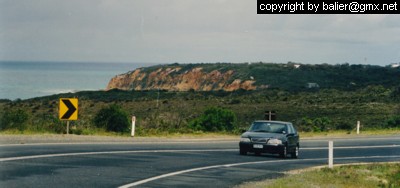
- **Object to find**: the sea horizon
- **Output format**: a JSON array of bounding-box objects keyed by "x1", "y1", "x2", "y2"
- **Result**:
[{"x1": 0, "y1": 61, "x2": 156, "y2": 100}]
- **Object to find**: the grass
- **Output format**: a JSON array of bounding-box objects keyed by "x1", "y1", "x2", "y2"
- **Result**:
[
  {"x1": 237, "y1": 163, "x2": 400, "y2": 188},
  {"x1": 1, "y1": 128, "x2": 399, "y2": 139},
  {"x1": 299, "y1": 128, "x2": 400, "y2": 138},
  {"x1": 137, "y1": 131, "x2": 240, "y2": 139},
  {"x1": 1, "y1": 128, "x2": 400, "y2": 139},
  {"x1": 0, "y1": 128, "x2": 131, "y2": 137}
]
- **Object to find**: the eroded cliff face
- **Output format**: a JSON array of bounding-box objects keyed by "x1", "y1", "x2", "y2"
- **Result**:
[{"x1": 106, "y1": 66, "x2": 257, "y2": 91}]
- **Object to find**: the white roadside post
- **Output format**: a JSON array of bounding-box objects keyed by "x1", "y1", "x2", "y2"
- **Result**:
[
  {"x1": 328, "y1": 141, "x2": 334, "y2": 168},
  {"x1": 357, "y1": 121, "x2": 360, "y2": 135},
  {"x1": 131, "y1": 116, "x2": 136, "y2": 137}
]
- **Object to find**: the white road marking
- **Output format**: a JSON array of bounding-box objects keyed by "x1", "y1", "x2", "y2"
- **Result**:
[
  {"x1": 304, "y1": 144, "x2": 400, "y2": 150},
  {"x1": 0, "y1": 141, "x2": 237, "y2": 147},
  {"x1": 0, "y1": 145, "x2": 399, "y2": 162},
  {"x1": 118, "y1": 155, "x2": 400, "y2": 188},
  {"x1": 0, "y1": 149, "x2": 236, "y2": 162},
  {"x1": 301, "y1": 136, "x2": 400, "y2": 142}
]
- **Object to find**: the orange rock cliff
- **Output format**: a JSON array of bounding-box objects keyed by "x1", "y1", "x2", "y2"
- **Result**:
[{"x1": 106, "y1": 65, "x2": 257, "y2": 91}]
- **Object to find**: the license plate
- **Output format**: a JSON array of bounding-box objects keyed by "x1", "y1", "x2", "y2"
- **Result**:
[{"x1": 253, "y1": 144, "x2": 263, "y2": 149}]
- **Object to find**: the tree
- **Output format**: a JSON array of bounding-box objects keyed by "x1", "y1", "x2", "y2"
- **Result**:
[
  {"x1": 93, "y1": 105, "x2": 130, "y2": 133},
  {"x1": 189, "y1": 106, "x2": 237, "y2": 132}
]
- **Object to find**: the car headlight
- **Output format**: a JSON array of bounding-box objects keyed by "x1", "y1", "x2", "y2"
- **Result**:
[
  {"x1": 240, "y1": 137, "x2": 251, "y2": 142},
  {"x1": 267, "y1": 138, "x2": 282, "y2": 145}
]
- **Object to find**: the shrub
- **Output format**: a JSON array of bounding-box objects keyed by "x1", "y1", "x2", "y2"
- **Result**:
[
  {"x1": 313, "y1": 117, "x2": 331, "y2": 132},
  {"x1": 189, "y1": 106, "x2": 237, "y2": 132},
  {"x1": 298, "y1": 117, "x2": 332, "y2": 132},
  {"x1": 335, "y1": 121, "x2": 353, "y2": 131},
  {"x1": 383, "y1": 116, "x2": 400, "y2": 128},
  {"x1": 93, "y1": 105, "x2": 130, "y2": 133},
  {"x1": 0, "y1": 108, "x2": 29, "y2": 131}
]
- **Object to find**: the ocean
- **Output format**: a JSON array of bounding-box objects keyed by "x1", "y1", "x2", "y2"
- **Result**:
[{"x1": 0, "y1": 61, "x2": 152, "y2": 100}]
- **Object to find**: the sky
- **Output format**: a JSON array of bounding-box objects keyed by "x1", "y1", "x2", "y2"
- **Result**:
[{"x1": 1, "y1": 0, "x2": 399, "y2": 66}]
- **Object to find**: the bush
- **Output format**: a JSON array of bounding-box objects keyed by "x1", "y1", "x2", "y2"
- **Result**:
[
  {"x1": 298, "y1": 117, "x2": 332, "y2": 132},
  {"x1": 335, "y1": 121, "x2": 353, "y2": 131},
  {"x1": 189, "y1": 106, "x2": 237, "y2": 132},
  {"x1": 93, "y1": 105, "x2": 130, "y2": 133},
  {"x1": 298, "y1": 117, "x2": 313, "y2": 132},
  {"x1": 383, "y1": 116, "x2": 400, "y2": 128},
  {"x1": 313, "y1": 117, "x2": 331, "y2": 132},
  {"x1": 0, "y1": 108, "x2": 29, "y2": 131}
]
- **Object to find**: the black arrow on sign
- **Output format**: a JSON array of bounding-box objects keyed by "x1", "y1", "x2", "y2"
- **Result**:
[{"x1": 61, "y1": 99, "x2": 77, "y2": 119}]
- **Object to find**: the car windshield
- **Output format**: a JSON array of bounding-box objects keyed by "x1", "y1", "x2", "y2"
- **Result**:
[{"x1": 249, "y1": 122, "x2": 287, "y2": 133}]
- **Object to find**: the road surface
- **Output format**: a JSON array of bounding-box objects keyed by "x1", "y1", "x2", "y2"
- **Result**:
[{"x1": 0, "y1": 135, "x2": 399, "y2": 187}]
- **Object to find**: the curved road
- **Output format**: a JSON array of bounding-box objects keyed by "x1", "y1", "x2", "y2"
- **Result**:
[{"x1": 0, "y1": 135, "x2": 399, "y2": 187}]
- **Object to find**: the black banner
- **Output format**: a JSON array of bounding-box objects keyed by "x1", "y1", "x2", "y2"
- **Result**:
[{"x1": 257, "y1": 0, "x2": 399, "y2": 14}]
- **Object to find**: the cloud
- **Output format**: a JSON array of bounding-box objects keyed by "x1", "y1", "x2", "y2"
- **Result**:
[{"x1": 0, "y1": 0, "x2": 399, "y2": 65}]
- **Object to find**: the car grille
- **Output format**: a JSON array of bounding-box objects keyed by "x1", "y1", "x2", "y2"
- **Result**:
[{"x1": 251, "y1": 138, "x2": 268, "y2": 143}]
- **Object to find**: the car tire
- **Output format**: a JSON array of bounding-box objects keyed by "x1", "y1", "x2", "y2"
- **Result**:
[
  {"x1": 280, "y1": 145, "x2": 287, "y2": 158},
  {"x1": 239, "y1": 148, "x2": 247, "y2": 155},
  {"x1": 291, "y1": 145, "x2": 299, "y2": 159}
]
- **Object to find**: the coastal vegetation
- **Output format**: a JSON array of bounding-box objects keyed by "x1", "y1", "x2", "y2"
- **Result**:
[
  {"x1": 109, "y1": 62, "x2": 400, "y2": 91},
  {"x1": 1, "y1": 87, "x2": 399, "y2": 136},
  {"x1": 0, "y1": 62, "x2": 399, "y2": 135}
]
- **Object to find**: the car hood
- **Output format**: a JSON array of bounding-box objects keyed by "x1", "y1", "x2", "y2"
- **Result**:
[{"x1": 241, "y1": 132, "x2": 285, "y2": 139}]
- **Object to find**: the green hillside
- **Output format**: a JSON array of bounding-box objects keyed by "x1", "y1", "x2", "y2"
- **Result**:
[{"x1": 1, "y1": 62, "x2": 400, "y2": 136}]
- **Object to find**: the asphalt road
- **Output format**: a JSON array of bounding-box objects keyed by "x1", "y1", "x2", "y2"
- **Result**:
[{"x1": 0, "y1": 135, "x2": 399, "y2": 188}]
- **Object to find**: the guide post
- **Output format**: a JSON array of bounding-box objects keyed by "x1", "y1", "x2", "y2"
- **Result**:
[
  {"x1": 131, "y1": 116, "x2": 136, "y2": 137},
  {"x1": 328, "y1": 141, "x2": 334, "y2": 168}
]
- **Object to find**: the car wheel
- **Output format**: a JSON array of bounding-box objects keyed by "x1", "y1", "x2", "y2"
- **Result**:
[
  {"x1": 280, "y1": 145, "x2": 287, "y2": 158},
  {"x1": 291, "y1": 145, "x2": 299, "y2": 159},
  {"x1": 239, "y1": 148, "x2": 247, "y2": 155}
]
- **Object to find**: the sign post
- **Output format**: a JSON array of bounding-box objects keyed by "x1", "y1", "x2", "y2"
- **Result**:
[
  {"x1": 264, "y1": 110, "x2": 276, "y2": 121},
  {"x1": 59, "y1": 98, "x2": 78, "y2": 135},
  {"x1": 66, "y1": 121, "x2": 70, "y2": 135}
]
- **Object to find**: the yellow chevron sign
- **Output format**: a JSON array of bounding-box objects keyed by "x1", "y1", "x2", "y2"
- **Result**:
[{"x1": 59, "y1": 98, "x2": 78, "y2": 120}]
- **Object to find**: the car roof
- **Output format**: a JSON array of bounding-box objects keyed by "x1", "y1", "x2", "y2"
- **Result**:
[{"x1": 253, "y1": 120, "x2": 292, "y2": 124}]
